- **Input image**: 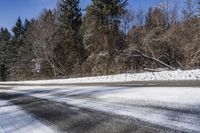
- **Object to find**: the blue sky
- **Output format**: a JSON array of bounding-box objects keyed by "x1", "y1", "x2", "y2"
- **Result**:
[{"x1": 0, "y1": 0, "x2": 160, "y2": 30}]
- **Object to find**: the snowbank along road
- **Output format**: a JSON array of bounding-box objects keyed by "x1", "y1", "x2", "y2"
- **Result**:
[
  {"x1": 0, "y1": 82, "x2": 200, "y2": 133},
  {"x1": 1, "y1": 69, "x2": 200, "y2": 85}
]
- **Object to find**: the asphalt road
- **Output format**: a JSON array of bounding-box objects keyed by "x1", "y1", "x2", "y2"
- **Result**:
[{"x1": 0, "y1": 82, "x2": 200, "y2": 133}]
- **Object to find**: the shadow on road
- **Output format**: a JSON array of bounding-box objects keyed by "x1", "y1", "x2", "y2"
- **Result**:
[{"x1": 0, "y1": 92, "x2": 183, "y2": 133}]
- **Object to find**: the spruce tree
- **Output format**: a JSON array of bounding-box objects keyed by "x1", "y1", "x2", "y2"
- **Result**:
[
  {"x1": 0, "y1": 28, "x2": 11, "y2": 81},
  {"x1": 0, "y1": 28, "x2": 11, "y2": 46},
  {"x1": 58, "y1": 0, "x2": 82, "y2": 51},
  {"x1": 11, "y1": 17, "x2": 25, "y2": 69},
  {"x1": 12, "y1": 17, "x2": 25, "y2": 43},
  {"x1": 24, "y1": 19, "x2": 31, "y2": 32},
  {"x1": 86, "y1": 0, "x2": 128, "y2": 54},
  {"x1": 57, "y1": 0, "x2": 84, "y2": 74},
  {"x1": 59, "y1": 0, "x2": 82, "y2": 32}
]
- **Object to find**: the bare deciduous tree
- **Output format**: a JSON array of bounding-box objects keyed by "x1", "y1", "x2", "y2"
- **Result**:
[
  {"x1": 121, "y1": 8, "x2": 135, "y2": 35},
  {"x1": 159, "y1": 0, "x2": 170, "y2": 27},
  {"x1": 145, "y1": 7, "x2": 168, "y2": 29},
  {"x1": 26, "y1": 9, "x2": 59, "y2": 77},
  {"x1": 159, "y1": 0, "x2": 179, "y2": 26},
  {"x1": 136, "y1": 8, "x2": 145, "y2": 26},
  {"x1": 182, "y1": 0, "x2": 196, "y2": 20},
  {"x1": 169, "y1": 0, "x2": 179, "y2": 25}
]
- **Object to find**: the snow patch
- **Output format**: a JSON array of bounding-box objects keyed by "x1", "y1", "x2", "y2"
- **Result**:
[{"x1": 0, "y1": 100, "x2": 56, "y2": 133}]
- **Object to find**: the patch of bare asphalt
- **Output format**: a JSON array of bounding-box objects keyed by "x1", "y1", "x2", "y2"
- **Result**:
[
  {"x1": 0, "y1": 87, "x2": 12, "y2": 90},
  {"x1": 0, "y1": 92, "x2": 184, "y2": 133}
]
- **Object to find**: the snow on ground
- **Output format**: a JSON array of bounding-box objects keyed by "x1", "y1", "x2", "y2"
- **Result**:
[
  {"x1": 0, "y1": 100, "x2": 56, "y2": 133},
  {"x1": 1, "y1": 69, "x2": 200, "y2": 84},
  {"x1": 98, "y1": 87, "x2": 200, "y2": 105},
  {"x1": 5, "y1": 86, "x2": 200, "y2": 132}
]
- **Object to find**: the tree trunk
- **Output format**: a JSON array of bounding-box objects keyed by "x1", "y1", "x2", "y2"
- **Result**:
[{"x1": 103, "y1": 32, "x2": 115, "y2": 55}]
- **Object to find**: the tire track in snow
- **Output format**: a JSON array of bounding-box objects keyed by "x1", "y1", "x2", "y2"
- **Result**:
[
  {"x1": 0, "y1": 92, "x2": 181, "y2": 133},
  {"x1": 0, "y1": 99, "x2": 56, "y2": 133},
  {"x1": 1, "y1": 85, "x2": 200, "y2": 132},
  {"x1": 10, "y1": 85, "x2": 200, "y2": 133}
]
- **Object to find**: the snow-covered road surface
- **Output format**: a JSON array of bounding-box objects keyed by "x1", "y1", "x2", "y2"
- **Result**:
[
  {"x1": 0, "y1": 85, "x2": 200, "y2": 132},
  {"x1": 0, "y1": 99, "x2": 55, "y2": 133}
]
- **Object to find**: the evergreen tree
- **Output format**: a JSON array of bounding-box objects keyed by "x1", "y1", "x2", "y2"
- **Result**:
[
  {"x1": 0, "y1": 28, "x2": 11, "y2": 81},
  {"x1": 10, "y1": 17, "x2": 25, "y2": 61},
  {"x1": 24, "y1": 19, "x2": 31, "y2": 32},
  {"x1": 8, "y1": 17, "x2": 35, "y2": 80},
  {"x1": 58, "y1": 0, "x2": 82, "y2": 51},
  {"x1": 12, "y1": 17, "x2": 25, "y2": 43},
  {"x1": 59, "y1": 0, "x2": 82, "y2": 32},
  {"x1": 57, "y1": 0, "x2": 85, "y2": 74},
  {"x1": 0, "y1": 28, "x2": 11, "y2": 46},
  {"x1": 86, "y1": 0, "x2": 128, "y2": 54}
]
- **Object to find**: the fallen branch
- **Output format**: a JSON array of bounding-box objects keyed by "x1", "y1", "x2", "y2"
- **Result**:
[
  {"x1": 132, "y1": 49, "x2": 175, "y2": 70},
  {"x1": 175, "y1": 59, "x2": 185, "y2": 70}
]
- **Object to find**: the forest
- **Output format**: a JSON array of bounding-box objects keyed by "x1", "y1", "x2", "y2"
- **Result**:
[{"x1": 0, "y1": 0, "x2": 199, "y2": 81}]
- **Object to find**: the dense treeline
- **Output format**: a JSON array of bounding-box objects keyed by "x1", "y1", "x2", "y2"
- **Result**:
[{"x1": 0, "y1": 0, "x2": 200, "y2": 80}]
